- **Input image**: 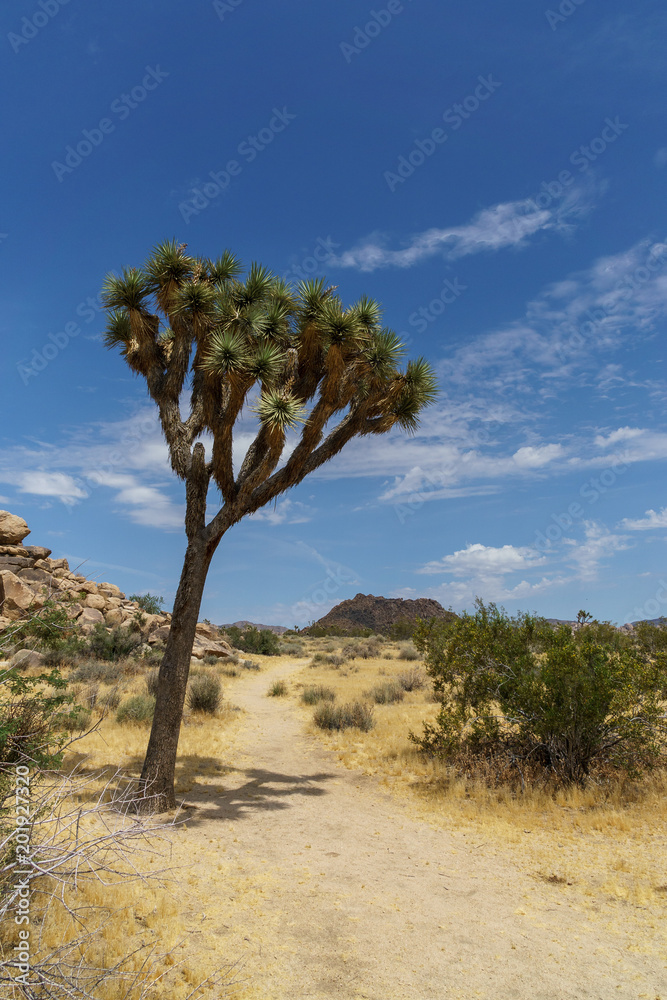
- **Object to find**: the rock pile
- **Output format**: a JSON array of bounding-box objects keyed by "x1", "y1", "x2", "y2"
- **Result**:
[
  {"x1": 308, "y1": 593, "x2": 457, "y2": 634},
  {"x1": 0, "y1": 510, "x2": 233, "y2": 661}
]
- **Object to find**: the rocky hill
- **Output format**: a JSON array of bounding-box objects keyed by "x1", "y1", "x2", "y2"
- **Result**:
[
  {"x1": 306, "y1": 593, "x2": 456, "y2": 635},
  {"x1": 0, "y1": 509, "x2": 233, "y2": 663}
]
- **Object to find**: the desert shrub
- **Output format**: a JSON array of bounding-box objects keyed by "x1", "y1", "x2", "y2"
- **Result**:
[
  {"x1": 367, "y1": 682, "x2": 404, "y2": 705},
  {"x1": 54, "y1": 705, "x2": 92, "y2": 732},
  {"x1": 187, "y1": 674, "x2": 221, "y2": 713},
  {"x1": 116, "y1": 694, "x2": 155, "y2": 725},
  {"x1": 225, "y1": 626, "x2": 280, "y2": 656},
  {"x1": 398, "y1": 667, "x2": 426, "y2": 691},
  {"x1": 85, "y1": 624, "x2": 142, "y2": 662},
  {"x1": 278, "y1": 641, "x2": 306, "y2": 656},
  {"x1": 267, "y1": 679, "x2": 288, "y2": 697},
  {"x1": 348, "y1": 638, "x2": 382, "y2": 660},
  {"x1": 309, "y1": 652, "x2": 346, "y2": 668},
  {"x1": 389, "y1": 618, "x2": 417, "y2": 640},
  {"x1": 313, "y1": 700, "x2": 375, "y2": 732},
  {"x1": 140, "y1": 645, "x2": 164, "y2": 667},
  {"x1": 241, "y1": 658, "x2": 260, "y2": 670},
  {"x1": 0, "y1": 647, "x2": 76, "y2": 769},
  {"x1": 41, "y1": 639, "x2": 85, "y2": 668},
  {"x1": 301, "y1": 685, "x2": 336, "y2": 705},
  {"x1": 81, "y1": 683, "x2": 99, "y2": 711},
  {"x1": 71, "y1": 659, "x2": 123, "y2": 685},
  {"x1": 218, "y1": 662, "x2": 239, "y2": 677},
  {"x1": 145, "y1": 669, "x2": 160, "y2": 697},
  {"x1": 128, "y1": 592, "x2": 165, "y2": 615},
  {"x1": 411, "y1": 601, "x2": 667, "y2": 787},
  {"x1": 100, "y1": 687, "x2": 121, "y2": 712},
  {"x1": 398, "y1": 642, "x2": 420, "y2": 661}
]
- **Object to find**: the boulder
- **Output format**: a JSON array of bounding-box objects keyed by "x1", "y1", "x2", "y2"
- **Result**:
[
  {"x1": 195, "y1": 622, "x2": 220, "y2": 640},
  {"x1": 0, "y1": 571, "x2": 36, "y2": 619},
  {"x1": 0, "y1": 545, "x2": 50, "y2": 559},
  {"x1": 104, "y1": 597, "x2": 122, "y2": 609},
  {"x1": 77, "y1": 581, "x2": 99, "y2": 595},
  {"x1": 148, "y1": 625, "x2": 171, "y2": 645},
  {"x1": 65, "y1": 602, "x2": 84, "y2": 620},
  {"x1": 98, "y1": 583, "x2": 123, "y2": 598},
  {"x1": 0, "y1": 556, "x2": 36, "y2": 572},
  {"x1": 85, "y1": 594, "x2": 107, "y2": 611},
  {"x1": 11, "y1": 649, "x2": 45, "y2": 670},
  {"x1": 190, "y1": 635, "x2": 234, "y2": 660},
  {"x1": 0, "y1": 511, "x2": 30, "y2": 545},
  {"x1": 0, "y1": 615, "x2": 12, "y2": 632},
  {"x1": 17, "y1": 568, "x2": 58, "y2": 590},
  {"x1": 50, "y1": 558, "x2": 69, "y2": 571},
  {"x1": 52, "y1": 568, "x2": 69, "y2": 579},
  {"x1": 104, "y1": 609, "x2": 125, "y2": 627},
  {"x1": 77, "y1": 607, "x2": 105, "y2": 626}
]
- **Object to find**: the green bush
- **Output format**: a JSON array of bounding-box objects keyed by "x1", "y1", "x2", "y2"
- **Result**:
[
  {"x1": 0, "y1": 664, "x2": 75, "y2": 769},
  {"x1": 313, "y1": 701, "x2": 375, "y2": 732},
  {"x1": 187, "y1": 674, "x2": 220, "y2": 713},
  {"x1": 242, "y1": 659, "x2": 260, "y2": 671},
  {"x1": 1, "y1": 600, "x2": 83, "y2": 656},
  {"x1": 86, "y1": 625, "x2": 142, "y2": 662},
  {"x1": 128, "y1": 593, "x2": 165, "y2": 615},
  {"x1": 54, "y1": 705, "x2": 92, "y2": 732},
  {"x1": 267, "y1": 679, "x2": 288, "y2": 697},
  {"x1": 366, "y1": 682, "x2": 404, "y2": 705},
  {"x1": 398, "y1": 643, "x2": 420, "y2": 661},
  {"x1": 301, "y1": 685, "x2": 336, "y2": 705},
  {"x1": 116, "y1": 694, "x2": 156, "y2": 725},
  {"x1": 224, "y1": 625, "x2": 280, "y2": 656},
  {"x1": 411, "y1": 601, "x2": 667, "y2": 787}
]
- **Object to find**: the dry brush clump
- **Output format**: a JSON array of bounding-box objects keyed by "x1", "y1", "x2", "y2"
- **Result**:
[
  {"x1": 0, "y1": 770, "x2": 238, "y2": 999},
  {"x1": 301, "y1": 685, "x2": 336, "y2": 705},
  {"x1": 313, "y1": 700, "x2": 375, "y2": 732}
]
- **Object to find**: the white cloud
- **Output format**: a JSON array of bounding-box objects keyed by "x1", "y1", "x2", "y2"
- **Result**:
[
  {"x1": 594, "y1": 426, "x2": 643, "y2": 448},
  {"x1": 564, "y1": 521, "x2": 630, "y2": 581},
  {"x1": 418, "y1": 543, "x2": 546, "y2": 576},
  {"x1": 620, "y1": 507, "x2": 667, "y2": 531},
  {"x1": 512, "y1": 444, "x2": 564, "y2": 468},
  {"x1": 332, "y1": 196, "x2": 578, "y2": 272},
  {"x1": 249, "y1": 499, "x2": 314, "y2": 526},
  {"x1": 0, "y1": 470, "x2": 88, "y2": 506}
]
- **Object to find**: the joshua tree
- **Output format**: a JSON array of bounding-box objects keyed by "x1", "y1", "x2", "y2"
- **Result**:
[{"x1": 102, "y1": 241, "x2": 437, "y2": 810}]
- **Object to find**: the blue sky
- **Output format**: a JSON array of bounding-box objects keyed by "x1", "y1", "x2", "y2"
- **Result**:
[{"x1": 1, "y1": 0, "x2": 666, "y2": 627}]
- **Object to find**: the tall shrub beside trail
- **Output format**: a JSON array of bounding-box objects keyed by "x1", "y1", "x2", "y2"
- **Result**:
[{"x1": 411, "y1": 601, "x2": 667, "y2": 787}]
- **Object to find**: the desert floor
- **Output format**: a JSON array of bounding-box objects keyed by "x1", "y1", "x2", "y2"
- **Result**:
[{"x1": 101, "y1": 654, "x2": 667, "y2": 1000}]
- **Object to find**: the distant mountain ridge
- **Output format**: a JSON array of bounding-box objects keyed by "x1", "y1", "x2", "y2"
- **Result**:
[
  {"x1": 306, "y1": 593, "x2": 456, "y2": 635},
  {"x1": 221, "y1": 620, "x2": 288, "y2": 635}
]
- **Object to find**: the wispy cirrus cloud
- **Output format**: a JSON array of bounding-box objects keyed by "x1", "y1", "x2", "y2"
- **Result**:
[{"x1": 331, "y1": 187, "x2": 593, "y2": 272}]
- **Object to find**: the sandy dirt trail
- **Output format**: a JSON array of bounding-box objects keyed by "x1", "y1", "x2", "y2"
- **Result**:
[{"x1": 169, "y1": 659, "x2": 666, "y2": 1000}]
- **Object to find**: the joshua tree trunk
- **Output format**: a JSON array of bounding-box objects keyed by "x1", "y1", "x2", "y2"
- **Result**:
[{"x1": 138, "y1": 532, "x2": 219, "y2": 810}]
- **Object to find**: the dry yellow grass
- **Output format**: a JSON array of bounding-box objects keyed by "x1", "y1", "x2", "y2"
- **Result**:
[
  {"x1": 1, "y1": 651, "x2": 306, "y2": 1000},
  {"x1": 295, "y1": 640, "x2": 667, "y2": 932}
]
